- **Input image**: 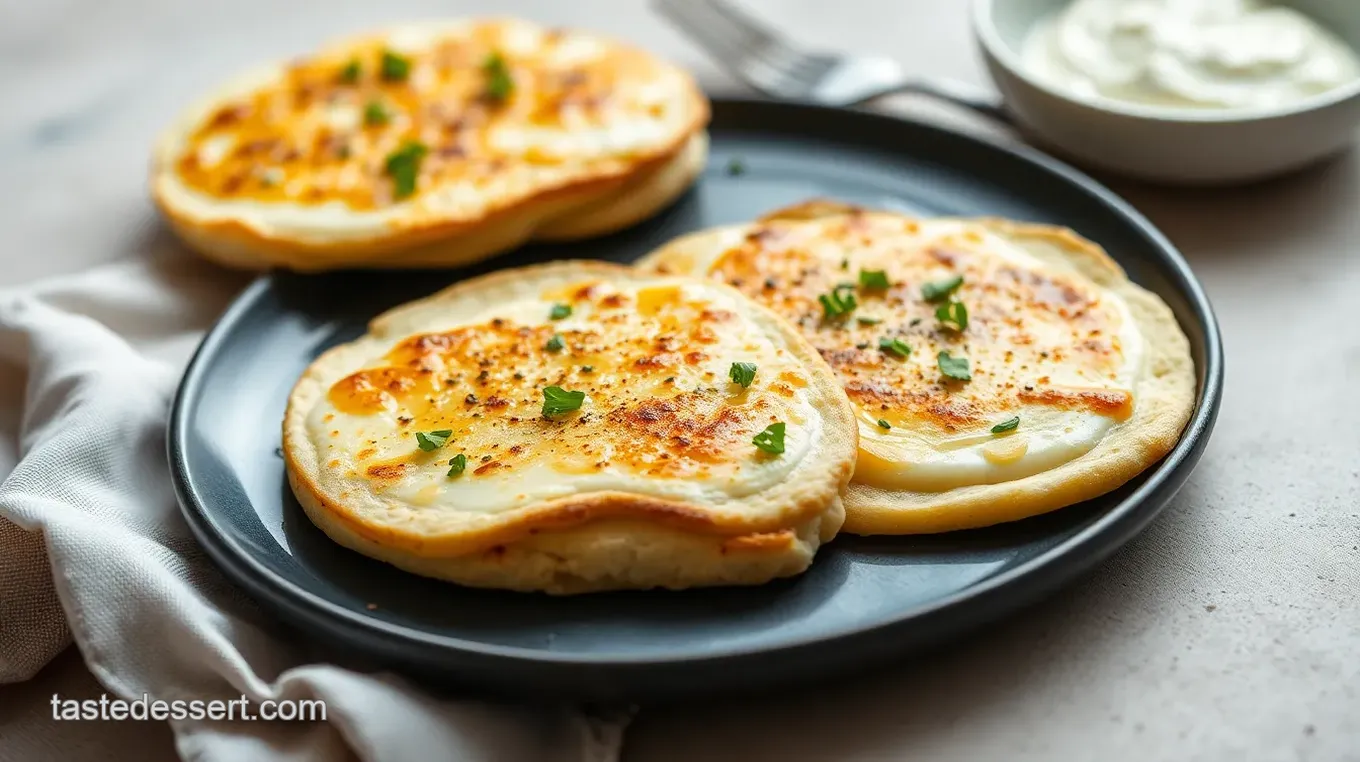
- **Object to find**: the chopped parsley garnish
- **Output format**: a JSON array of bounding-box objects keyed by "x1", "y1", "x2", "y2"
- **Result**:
[
  {"x1": 545, "y1": 334, "x2": 565, "y2": 352},
  {"x1": 729, "y1": 362, "x2": 757, "y2": 388},
  {"x1": 363, "y1": 100, "x2": 389, "y2": 126},
  {"x1": 581, "y1": 365, "x2": 594, "y2": 374},
  {"x1": 338, "y1": 59, "x2": 361, "y2": 84},
  {"x1": 818, "y1": 285, "x2": 858, "y2": 319},
  {"x1": 752, "y1": 422, "x2": 785, "y2": 455},
  {"x1": 859, "y1": 269, "x2": 891, "y2": 289},
  {"x1": 384, "y1": 141, "x2": 428, "y2": 199},
  {"x1": 990, "y1": 416, "x2": 1020, "y2": 434},
  {"x1": 879, "y1": 336, "x2": 911, "y2": 358},
  {"x1": 542, "y1": 386, "x2": 586, "y2": 417},
  {"x1": 921, "y1": 275, "x2": 964, "y2": 302},
  {"x1": 446, "y1": 453, "x2": 467, "y2": 477},
  {"x1": 483, "y1": 52, "x2": 514, "y2": 101},
  {"x1": 380, "y1": 50, "x2": 411, "y2": 81},
  {"x1": 937, "y1": 351, "x2": 971, "y2": 381},
  {"x1": 549, "y1": 303, "x2": 572, "y2": 320},
  {"x1": 725, "y1": 157, "x2": 746, "y2": 176},
  {"x1": 840, "y1": 258, "x2": 849, "y2": 270},
  {"x1": 415, "y1": 429, "x2": 452, "y2": 451},
  {"x1": 877, "y1": 419, "x2": 892, "y2": 429},
  {"x1": 857, "y1": 316, "x2": 882, "y2": 325},
  {"x1": 935, "y1": 300, "x2": 968, "y2": 331}
]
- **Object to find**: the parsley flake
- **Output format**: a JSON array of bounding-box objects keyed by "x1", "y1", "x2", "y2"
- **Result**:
[
  {"x1": 937, "y1": 351, "x2": 971, "y2": 381},
  {"x1": 935, "y1": 300, "x2": 968, "y2": 331},
  {"x1": 921, "y1": 275, "x2": 964, "y2": 302},
  {"x1": 415, "y1": 429, "x2": 452, "y2": 451},
  {"x1": 879, "y1": 336, "x2": 911, "y2": 358},
  {"x1": 542, "y1": 386, "x2": 586, "y2": 418},
  {"x1": 818, "y1": 285, "x2": 858, "y2": 319},
  {"x1": 446, "y1": 453, "x2": 467, "y2": 477},
  {"x1": 857, "y1": 316, "x2": 882, "y2": 325},
  {"x1": 549, "y1": 303, "x2": 572, "y2": 320},
  {"x1": 726, "y1": 157, "x2": 746, "y2": 176},
  {"x1": 363, "y1": 100, "x2": 389, "y2": 127},
  {"x1": 380, "y1": 50, "x2": 411, "y2": 81},
  {"x1": 752, "y1": 422, "x2": 785, "y2": 455},
  {"x1": 483, "y1": 52, "x2": 514, "y2": 102},
  {"x1": 877, "y1": 419, "x2": 892, "y2": 430},
  {"x1": 338, "y1": 59, "x2": 361, "y2": 84},
  {"x1": 581, "y1": 365, "x2": 594, "y2": 374},
  {"x1": 859, "y1": 269, "x2": 891, "y2": 289},
  {"x1": 545, "y1": 334, "x2": 565, "y2": 352},
  {"x1": 384, "y1": 141, "x2": 428, "y2": 200},
  {"x1": 729, "y1": 362, "x2": 757, "y2": 388},
  {"x1": 990, "y1": 416, "x2": 1020, "y2": 434}
]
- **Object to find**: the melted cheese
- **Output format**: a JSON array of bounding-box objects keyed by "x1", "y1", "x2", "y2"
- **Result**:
[
  {"x1": 162, "y1": 20, "x2": 700, "y2": 241},
  {"x1": 306, "y1": 278, "x2": 822, "y2": 513},
  {"x1": 669, "y1": 215, "x2": 1142, "y2": 492}
]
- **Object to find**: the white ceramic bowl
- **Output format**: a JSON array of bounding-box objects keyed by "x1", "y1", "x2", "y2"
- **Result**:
[{"x1": 972, "y1": 0, "x2": 1360, "y2": 184}]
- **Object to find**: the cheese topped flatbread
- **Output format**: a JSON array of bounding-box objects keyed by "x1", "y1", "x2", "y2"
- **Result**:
[
  {"x1": 284, "y1": 261, "x2": 856, "y2": 592},
  {"x1": 640, "y1": 201, "x2": 1195, "y2": 533},
  {"x1": 153, "y1": 19, "x2": 708, "y2": 271}
]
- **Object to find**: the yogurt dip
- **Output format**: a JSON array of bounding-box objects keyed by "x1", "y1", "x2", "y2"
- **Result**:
[{"x1": 1022, "y1": 0, "x2": 1360, "y2": 111}]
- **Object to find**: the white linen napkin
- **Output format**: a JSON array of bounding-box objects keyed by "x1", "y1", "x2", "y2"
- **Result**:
[{"x1": 0, "y1": 249, "x2": 628, "y2": 762}]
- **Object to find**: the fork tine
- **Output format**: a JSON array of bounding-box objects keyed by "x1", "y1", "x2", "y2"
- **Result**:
[
  {"x1": 693, "y1": 0, "x2": 779, "y2": 48},
  {"x1": 689, "y1": 0, "x2": 831, "y2": 92},
  {"x1": 656, "y1": 0, "x2": 807, "y2": 95},
  {"x1": 691, "y1": 0, "x2": 788, "y2": 57},
  {"x1": 654, "y1": 0, "x2": 750, "y2": 67},
  {"x1": 661, "y1": 0, "x2": 917, "y2": 106}
]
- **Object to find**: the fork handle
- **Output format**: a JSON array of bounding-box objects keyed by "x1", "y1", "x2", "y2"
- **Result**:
[{"x1": 856, "y1": 79, "x2": 1012, "y2": 124}]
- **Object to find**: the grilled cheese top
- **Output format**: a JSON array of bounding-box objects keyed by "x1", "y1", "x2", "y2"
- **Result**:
[
  {"x1": 302, "y1": 272, "x2": 830, "y2": 520},
  {"x1": 643, "y1": 211, "x2": 1144, "y2": 493},
  {"x1": 155, "y1": 19, "x2": 706, "y2": 243}
]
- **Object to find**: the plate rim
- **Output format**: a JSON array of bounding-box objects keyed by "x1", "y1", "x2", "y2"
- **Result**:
[{"x1": 168, "y1": 97, "x2": 1225, "y2": 671}]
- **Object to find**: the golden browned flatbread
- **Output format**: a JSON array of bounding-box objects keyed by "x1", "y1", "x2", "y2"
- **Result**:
[
  {"x1": 283, "y1": 261, "x2": 857, "y2": 592},
  {"x1": 153, "y1": 19, "x2": 708, "y2": 271},
  {"x1": 639, "y1": 201, "x2": 1195, "y2": 534}
]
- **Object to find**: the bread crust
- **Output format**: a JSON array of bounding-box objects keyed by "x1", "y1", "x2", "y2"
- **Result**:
[
  {"x1": 841, "y1": 219, "x2": 1195, "y2": 533},
  {"x1": 638, "y1": 203, "x2": 1196, "y2": 534},
  {"x1": 151, "y1": 20, "x2": 710, "y2": 272},
  {"x1": 283, "y1": 261, "x2": 857, "y2": 592}
]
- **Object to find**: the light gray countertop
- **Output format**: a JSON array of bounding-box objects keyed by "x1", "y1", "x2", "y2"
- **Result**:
[{"x1": 1, "y1": 1, "x2": 1356, "y2": 760}]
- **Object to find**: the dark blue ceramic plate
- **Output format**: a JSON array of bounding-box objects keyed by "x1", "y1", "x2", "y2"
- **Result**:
[{"x1": 169, "y1": 98, "x2": 1223, "y2": 702}]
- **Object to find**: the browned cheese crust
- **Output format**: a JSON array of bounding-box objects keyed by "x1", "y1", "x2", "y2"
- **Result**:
[{"x1": 639, "y1": 201, "x2": 1196, "y2": 533}]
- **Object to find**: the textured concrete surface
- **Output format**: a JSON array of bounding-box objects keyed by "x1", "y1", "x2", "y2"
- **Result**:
[{"x1": 1, "y1": 1, "x2": 1356, "y2": 760}]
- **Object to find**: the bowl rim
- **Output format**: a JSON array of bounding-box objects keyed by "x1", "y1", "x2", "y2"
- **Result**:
[{"x1": 970, "y1": 0, "x2": 1360, "y2": 124}]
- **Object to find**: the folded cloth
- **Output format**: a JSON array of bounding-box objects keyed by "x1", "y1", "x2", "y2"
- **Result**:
[{"x1": 0, "y1": 251, "x2": 628, "y2": 762}]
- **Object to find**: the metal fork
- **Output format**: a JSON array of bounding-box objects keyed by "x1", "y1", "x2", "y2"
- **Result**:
[{"x1": 654, "y1": 0, "x2": 1009, "y2": 121}]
